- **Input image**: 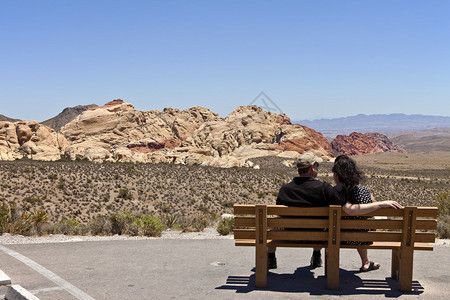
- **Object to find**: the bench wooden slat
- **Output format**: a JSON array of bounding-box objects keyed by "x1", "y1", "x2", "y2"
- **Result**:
[
  {"x1": 238, "y1": 218, "x2": 437, "y2": 231},
  {"x1": 341, "y1": 219, "x2": 403, "y2": 229},
  {"x1": 340, "y1": 241, "x2": 434, "y2": 250},
  {"x1": 414, "y1": 232, "x2": 437, "y2": 243},
  {"x1": 340, "y1": 231, "x2": 436, "y2": 243},
  {"x1": 341, "y1": 207, "x2": 438, "y2": 218},
  {"x1": 233, "y1": 229, "x2": 255, "y2": 239},
  {"x1": 235, "y1": 239, "x2": 436, "y2": 250},
  {"x1": 341, "y1": 231, "x2": 402, "y2": 242},
  {"x1": 234, "y1": 204, "x2": 257, "y2": 215},
  {"x1": 267, "y1": 218, "x2": 329, "y2": 228},
  {"x1": 340, "y1": 219, "x2": 437, "y2": 230},
  {"x1": 234, "y1": 217, "x2": 255, "y2": 227},
  {"x1": 267, "y1": 205, "x2": 330, "y2": 216},
  {"x1": 268, "y1": 230, "x2": 328, "y2": 241},
  {"x1": 236, "y1": 205, "x2": 438, "y2": 218}
]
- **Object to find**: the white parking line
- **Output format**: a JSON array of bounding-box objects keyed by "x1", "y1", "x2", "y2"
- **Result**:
[
  {"x1": 30, "y1": 286, "x2": 65, "y2": 294},
  {"x1": 0, "y1": 245, "x2": 95, "y2": 300}
]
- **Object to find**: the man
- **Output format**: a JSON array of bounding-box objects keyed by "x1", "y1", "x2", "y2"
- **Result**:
[
  {"x1": 269, "y1": 152, "x2": 344, "y2": 269},
  {"x1": 269, "y1": 152, "x2": 402, "y2": 269}
]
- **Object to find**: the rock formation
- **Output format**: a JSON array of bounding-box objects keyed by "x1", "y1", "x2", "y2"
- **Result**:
[
  {"x1": 42, "y1": 104, "x2": 98, "y2": 131},
  {"x1": 60, "y1": 100, "x2": 332, "y2": 167},
  {"x1": 0, "y1": 121, "x2": 69, "y2": 161},
  {"x1": 1, "y1": 99, "x2": 409, "y2": 166},
  {"x1": 331, "y1": 132, "x2": 406, "y2": 156},
  {"x1": 364, "y1": 132, "x2": 406, "y2": 153}
]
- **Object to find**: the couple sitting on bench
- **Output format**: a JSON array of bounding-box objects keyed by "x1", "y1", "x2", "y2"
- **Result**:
[{"x1": 269, "y1": 153, "x2": 402, "y2": 272}]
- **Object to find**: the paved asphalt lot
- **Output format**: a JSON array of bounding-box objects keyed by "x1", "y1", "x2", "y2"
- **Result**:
[{"x1": 0, "y1": 239, "x2": 449, "y2": 299}]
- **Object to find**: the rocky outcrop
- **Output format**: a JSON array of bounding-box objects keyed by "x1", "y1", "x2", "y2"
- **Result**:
[
  {"x1": 0, "y1": 121, "x2": 69, "y2": 161},
  {"x1": 60, "y1": 101, "x2": 331, "y2": 166},
  {"x1": 364, "y1": 132, "x2": 406, "y2": 153},
  {"x1": 331, "y1": 132, "x2": 406, "y2": 156},
  {"x1": 42, "y1": 104, "x2": 98, "y2": 131}
]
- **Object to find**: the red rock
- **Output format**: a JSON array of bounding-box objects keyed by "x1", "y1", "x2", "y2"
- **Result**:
[
  {"x1": 87, "y1": 99, "x2": 124, "y2": 111},
  {"x1": 331, "y1": 132, "x2": 406, "y2": 156}
]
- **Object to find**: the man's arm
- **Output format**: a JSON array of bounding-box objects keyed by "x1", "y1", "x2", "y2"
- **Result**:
[{"x1": 342, "y1": 200, "x2": 403, "y2": 216}]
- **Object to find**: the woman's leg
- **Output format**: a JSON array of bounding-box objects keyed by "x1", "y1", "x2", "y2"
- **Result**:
[{"x1": 357, "y1": 248, "x2": 379, "y2": 270}]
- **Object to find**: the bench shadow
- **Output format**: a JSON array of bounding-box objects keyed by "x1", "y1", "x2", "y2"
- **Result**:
[{"x1": 216, "y1": 267, "x2": 424, "y2": 297}]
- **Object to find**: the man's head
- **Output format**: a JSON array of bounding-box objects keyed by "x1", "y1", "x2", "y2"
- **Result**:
[{"x1": 296, "y1": 153, "x2": 323, "y2": 177}]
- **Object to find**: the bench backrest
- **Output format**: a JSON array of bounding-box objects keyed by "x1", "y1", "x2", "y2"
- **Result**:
[{"x1": 233, "y1": 204, "x2": 438, "y2": 247}]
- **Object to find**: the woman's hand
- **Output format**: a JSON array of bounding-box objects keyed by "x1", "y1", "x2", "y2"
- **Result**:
[{"x1": 379, "y1": 201, "x2": 403, "y2": 209}]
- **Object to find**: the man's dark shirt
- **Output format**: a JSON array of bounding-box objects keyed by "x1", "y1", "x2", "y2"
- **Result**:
[{"x1": 276, "y1": 176, "x2": 345, "y2": 207}]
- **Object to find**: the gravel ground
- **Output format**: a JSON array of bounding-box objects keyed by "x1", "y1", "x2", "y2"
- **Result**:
[
  {"x1": 0, "y1": 228, "x2": 233, "y2": 245},
  {"x1": 0, "y1": 229, "x2": 447, "y2": 246}
]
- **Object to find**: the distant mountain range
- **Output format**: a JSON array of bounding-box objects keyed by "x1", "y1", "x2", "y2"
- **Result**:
[
  {"x1": 389, "y1": 128, "x2": 450, "y2": 153},
  {"x1": 0, "y1": 114, "x2": 20, "y2": 122},
  {"x1": 294, "y1": 114, "x2": 450, "y2": 138}
]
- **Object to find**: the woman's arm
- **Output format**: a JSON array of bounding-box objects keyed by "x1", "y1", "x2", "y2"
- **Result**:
[{"x1": 342, "y1": 200, "x2": 403, "y2": 216}]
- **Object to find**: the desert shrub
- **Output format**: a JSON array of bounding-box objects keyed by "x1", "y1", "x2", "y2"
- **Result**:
[
  {"x1": 56, "y1": 219, "x2": 86, "y2": 235},
  {"x1": 134, "y1": 215, "x2": 165, "y2": 237},
  {"x1": 437, "y1": 215, "x2": 450, "y2": 239},
  {"x1": 0, "y1": 204, "x2": 33, "y2": 236},
  {"x1": 31, "y1": 209, "x2": 48, "y2": 235},
  {"x1": 11, "y1": 212, "x2": 33, "y2": 236},
  {"x1": 39, "y1": 222, "x2": 56, "y2": 235},
  {"x1": 88, "y1": 215, "x2": 112, "y2": 235},
  {"x1": 110, "y1": 210, "x2": 135, "y2": 235},
  {"x1": 191, "y1": 214, "x2": 209, "y2": 232},
  {"x1": 118, "y1": 188, "x2": 133, "y2": 200},
  {"x1": 163, "y1": 214, "x2": 179, "y2": 228},
  {"x1": 0, "y1": 204, "x2": 9, "y2": 233},
  {"x1": 57, "y1": 178, "x2": 66, "y2": 189},
  {"x1": 222, "y1": 201, "x2": 234, "y2": 208},
  {"x1": 24, "y1": 196, "x2": 43, "y2": 205},
  {"x1": 435, "y1": 191, "x2": 449, "y2": 217},
  {"x1": 216, "y1": 217, "x2": 234, "y2": 235},
  {"x1": 48, "y1": 174, "x2": 58, "y2": 181},
  {"x1": 436, "y1": 191, "x2": 450, "y2": 238}
]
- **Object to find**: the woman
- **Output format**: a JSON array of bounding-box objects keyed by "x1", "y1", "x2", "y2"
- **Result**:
[{"x1": 333, "y1": 155, "x2": 402, "y2": 272}]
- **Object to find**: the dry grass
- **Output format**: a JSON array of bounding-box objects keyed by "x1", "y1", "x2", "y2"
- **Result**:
[{"x1": 0, "y1": 153, "x2": 448, "y2": 228}]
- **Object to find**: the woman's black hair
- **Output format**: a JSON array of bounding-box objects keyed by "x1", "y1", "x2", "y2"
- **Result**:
[{"x1": 332, "y1": 155, "x2": 365, "y2": 203}]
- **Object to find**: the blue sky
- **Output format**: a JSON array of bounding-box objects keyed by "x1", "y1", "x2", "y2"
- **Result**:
[{"x1": 1, "y1": 0, "x2": 449, "y2": 122}]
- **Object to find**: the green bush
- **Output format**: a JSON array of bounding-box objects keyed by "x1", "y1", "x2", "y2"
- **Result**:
[
  {"x1": 0, "y1": 204, "x2": 9, "y2": 233},
  {"x1": 135, "y1": 216, "x2": 165, "y2": 237},
  {"x1": 0, "y1": 204, "x2": 33, "y2": 236},
  {"x1": 110, "y1": 210, "x2": 135, "y2": 235},
  {"x1": 436, "y1": 191, "x2": 449, "y2": 217},
  {"x1": 31, "y1": 209, "x2": 48, "y2": 235},
  {"x1": 436, "y1": 191, "x2": 450, "y2": 238},
  {"x1": 437, "y1": 215, "x2": 450, "y2": 239},
  {"x1": 216, "y1": 217, "x2": 234, "y2": 235},
  {"x1": 56, "y1": 219, "x2": 86, "y2": 235}
]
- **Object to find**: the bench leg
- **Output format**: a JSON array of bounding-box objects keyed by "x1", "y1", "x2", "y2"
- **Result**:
[
  {"x1": 398, "y1": 251, "x2": 414, "y2": 292},
  {"x1": 255, "y1": 244, "x2": 267, "y2": 288},
  {"x1": 391, "y1": 249, "x2": 400, "y2": 280},
  {"x1": 325, "y1": 248, "x2": 339, "y2": 290}
]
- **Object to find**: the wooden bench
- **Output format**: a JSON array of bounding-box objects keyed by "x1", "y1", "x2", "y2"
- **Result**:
[{"x1": 233, "y1": 204, "x2": 437, "y2": 292}]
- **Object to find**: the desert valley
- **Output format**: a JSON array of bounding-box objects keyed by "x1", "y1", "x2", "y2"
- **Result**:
[{"x1": 0, "y1": 100, "x2": 449, "y2": 237}]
